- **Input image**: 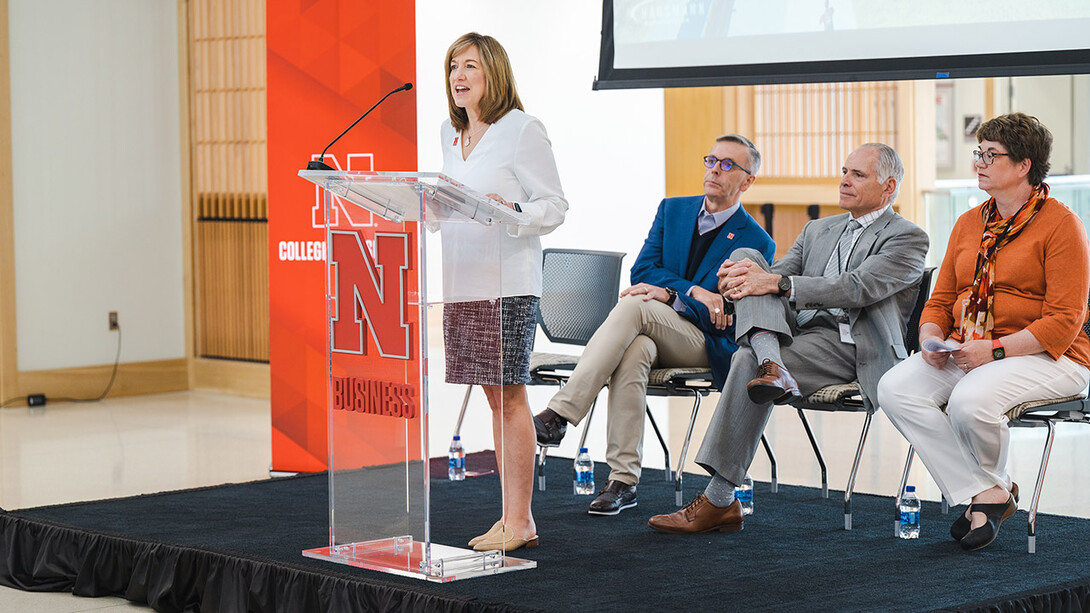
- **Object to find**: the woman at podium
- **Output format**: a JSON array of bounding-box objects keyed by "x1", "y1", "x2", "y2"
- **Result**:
[{"x1": 440, "y1": 32, "x2": 568, "y2": 552}]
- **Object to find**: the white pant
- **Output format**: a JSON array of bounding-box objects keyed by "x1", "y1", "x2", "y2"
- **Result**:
[{"x1": 878, "y1": 352, "x2": 1090, "y2": 504}]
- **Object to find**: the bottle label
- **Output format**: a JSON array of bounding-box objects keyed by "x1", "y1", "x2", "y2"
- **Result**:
[
  {"x1": 449, "y1": 456, "x2": 464, "y2": 469},
  {"x1": 576, "y1": 470, "x2": 593, "y2": 483},
  {"x1": 899, "y1": 510, "x2": 919, "y2": 525}
]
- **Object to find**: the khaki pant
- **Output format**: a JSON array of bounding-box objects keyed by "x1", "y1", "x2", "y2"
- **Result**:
[{"x1": 547, "y1": 295, "x2": 708, "y2": 485}]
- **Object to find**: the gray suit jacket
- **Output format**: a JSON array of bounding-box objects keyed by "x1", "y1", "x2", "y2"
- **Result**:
[{"x1": 777, "y1": 207, "x2": 929, "y2": 410}]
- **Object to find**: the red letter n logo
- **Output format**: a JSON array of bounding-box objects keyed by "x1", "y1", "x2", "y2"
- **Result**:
[{"x1": 330, "y1": 231, "x2": 411, "y2": 359}]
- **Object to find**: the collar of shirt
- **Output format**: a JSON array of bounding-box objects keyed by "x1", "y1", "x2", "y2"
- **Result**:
[
  {"x1": 851, "y1": 203, "x2": 891, "y2": 233},
  {"x1": 840, "y1": 203, "x2": 891, "y2": 262},
  {"x1": 697, "y1": 199, "x2": 741, "y2": 235}
]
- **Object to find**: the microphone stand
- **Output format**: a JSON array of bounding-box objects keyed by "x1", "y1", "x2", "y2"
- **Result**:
[{"x1": 306, "y1": 83, "x2": 413, "y2": 171}]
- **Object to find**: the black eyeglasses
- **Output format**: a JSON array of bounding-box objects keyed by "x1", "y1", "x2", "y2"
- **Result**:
[
  {"x1": 703, "y1": 156, "x2": 751, "y2": 175},
  {"x1": 972, "y1": 149, "x2": 1011, "y2": 166}
]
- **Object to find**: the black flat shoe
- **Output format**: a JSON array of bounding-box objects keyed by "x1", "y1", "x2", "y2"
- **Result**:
[
  {"x1": 950, "y1": 506, "x2": 972, "y2": 542},
  {"x1": 950, "y1": 482, "x2": 1018, "y2": 541},
  {"x1": 959, "y1": 494, "x2": 1017, "y2": 551}
]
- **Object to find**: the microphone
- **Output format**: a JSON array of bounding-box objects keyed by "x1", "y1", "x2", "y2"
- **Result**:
[{"x1": 306, "y1": 82, "x2": 414, "y2": 171}]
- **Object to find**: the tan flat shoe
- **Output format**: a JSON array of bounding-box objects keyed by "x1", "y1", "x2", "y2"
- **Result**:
[
  {"x1": 471, "y1": 525, "x2": 539, "y2": 552},
  {"x1": 467, "y1": 520, "x2": 503, "y2": 547}
]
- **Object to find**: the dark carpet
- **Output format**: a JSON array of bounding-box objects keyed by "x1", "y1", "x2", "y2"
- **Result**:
[{"x1": 4, "y1": 452, "x2": 1090, "y2": 613}]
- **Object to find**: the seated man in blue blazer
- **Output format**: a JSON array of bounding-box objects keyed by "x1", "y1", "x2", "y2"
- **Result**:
[{"x1": 533, "y1": 134, "x2": 776, "y2": 515}]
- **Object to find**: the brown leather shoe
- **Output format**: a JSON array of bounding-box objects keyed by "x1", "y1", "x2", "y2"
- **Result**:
[
  {"x1": 533, "y1": 408, "x2": 568, "y2": 447},
  {"x1": 747, "y1": 359, "x2": 801, "y2": 404},
  {"x1": 648, "y1": 494, "x2": 743, "y2": 534}
]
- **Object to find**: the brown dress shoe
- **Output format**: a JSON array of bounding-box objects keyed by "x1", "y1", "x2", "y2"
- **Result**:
[
  {"x1": 533, "y1": 408, "x2": 568, "y2": 447},
  {"x1": 648, "y1": 494, "x2": 743, "y2": 534},
  {"x1": 747, "y1": 359, "x2": 801, "y2": 404}
]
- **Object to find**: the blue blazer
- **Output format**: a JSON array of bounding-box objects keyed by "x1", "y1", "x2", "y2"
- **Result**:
[{"x1": 630, "y1": 195, "x2": 776, "y2": 388}]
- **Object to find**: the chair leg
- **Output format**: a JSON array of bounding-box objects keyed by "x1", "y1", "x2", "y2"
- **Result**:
[
  {"x1": 536, "y1": 445, "x2": 548, "y2": 491},
  {"x1": 760, "y1": 434, "x2": 778, "y2": 493},
  {"x1": 675, "y1": 389, "x2": 703, "y2": 506},
  {"x1": 896, "y1": 445, "x2": 915, "y2": 537},
  {"x1": 1028, "y1": 420, "x2": 1057, "y2": 554},
  {"x1": 796, "y1": 409, "x2": 828, "y2": 498},
  {"x1": 843, "y1": 412, "x2": 873, "y2": 531},
  {"x1": 645, "y1": 406, "x2": 672, "y2": 482},
  {"x1": 452, "y1": 385, "x2": 474, "y2": 438},
  {"x1": 577, "y1": 396, "x2": 599, "y2": 449}
]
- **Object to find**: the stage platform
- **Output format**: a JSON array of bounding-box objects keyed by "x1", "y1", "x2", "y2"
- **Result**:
[{"x1": 2, "y1": 454, "x2": 1089, "y2": 612}]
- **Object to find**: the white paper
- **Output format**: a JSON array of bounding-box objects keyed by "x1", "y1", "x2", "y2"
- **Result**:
[{"x1": 922, "y1": 338, "x2": 959, "y2": 353}]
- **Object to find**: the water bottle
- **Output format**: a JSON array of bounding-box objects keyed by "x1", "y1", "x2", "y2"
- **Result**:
[
  {"x1": 447, "y1": 435, "x2": 465, "y2": 481},
  {"x1": 734, "y1": 474, "x2": 754, "y2": 515},
  {"x1": 899, "y1": 485, "x2": 920, "y2": 539},
  {"x1": 574, "y1": 448, "x2": 595, "y2": 495}
]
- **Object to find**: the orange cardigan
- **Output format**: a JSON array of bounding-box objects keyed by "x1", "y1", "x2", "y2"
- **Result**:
[{"x1": 922, "y1": 197, "x2": 1090, "y2": 367}]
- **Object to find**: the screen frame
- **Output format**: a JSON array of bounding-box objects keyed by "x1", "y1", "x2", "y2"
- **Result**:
[{"x1": 593, "y1": 1, "x2": 1090, "y2": 90}]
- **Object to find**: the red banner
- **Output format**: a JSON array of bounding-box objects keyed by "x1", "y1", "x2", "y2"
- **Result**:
[{"x1": 266, "y1": 1, "x2": 417, "y2": 472}]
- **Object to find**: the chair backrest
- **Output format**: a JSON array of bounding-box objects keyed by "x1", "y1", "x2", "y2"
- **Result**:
[
  {"x1": 1083, "y1": 292, "x2": 1090, "y2": 339},
  {"x1": 536, "y1": 248, "x2": 626, "y2": 346},
  {"x1": 903, "y1": 267, "x2": 936, "y2": 354}
]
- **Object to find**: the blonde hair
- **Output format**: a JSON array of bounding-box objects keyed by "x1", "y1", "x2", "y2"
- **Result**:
[{"x1": 445, "y1": 32, "x2": 523, "y2": 130}]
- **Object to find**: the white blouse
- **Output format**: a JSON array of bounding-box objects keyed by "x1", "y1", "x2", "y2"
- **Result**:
[{"x1": 439, "y1": 109, "x2": 568, "y2": 300}]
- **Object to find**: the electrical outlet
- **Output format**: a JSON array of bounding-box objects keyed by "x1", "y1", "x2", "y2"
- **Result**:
[{"x1": 108, "y1": 311, "x2": 119, "y2": 330}]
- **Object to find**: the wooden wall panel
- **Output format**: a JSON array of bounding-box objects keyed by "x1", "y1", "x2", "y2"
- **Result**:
[
  {"x1": 196, "y1": 221, "x2": 269, "y2": 361},
  {"x1": 754, "y1": 82, "x2": 898, "y2": 178},
  {"x1": 187, "y1": 0, "x2": 269, "y2": 363},
  {"x1": 664, "y1": 87, "x2": 724, "y2": 197},
  {"x1": 666, "y1": 81, "x2": 914, "y2": 258}
]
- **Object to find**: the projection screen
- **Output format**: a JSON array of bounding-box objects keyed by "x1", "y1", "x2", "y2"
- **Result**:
[{"x1": 594, "y1": 0, "x2": 1090, "y2": 89}]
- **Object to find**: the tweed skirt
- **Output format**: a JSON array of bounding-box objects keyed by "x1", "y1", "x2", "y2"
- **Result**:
[{"x1": 443, "y1": 295, "x2": 538, "y2": 386}]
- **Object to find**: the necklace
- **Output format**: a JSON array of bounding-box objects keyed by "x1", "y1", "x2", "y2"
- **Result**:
[{"x1": 462, "y1": 123, "x2": 489, "y2": 148}]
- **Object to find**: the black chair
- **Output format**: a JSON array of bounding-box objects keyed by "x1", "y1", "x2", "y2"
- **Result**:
[
  {"x1": 895, "y1": 303, "x2": 1090, "y2": 552},
  {"x1": 791, "y1": 267, "x2": 935, "y2": 530},
  {"x1": 528, "y1": 248, "x2": 626, "y2": 490},
  {"x1": 644, "y1": 369, "x2": 778, "y2": 505},
  {"x1": 450, "y1": 248, "x2": 625, "y2": 493}
]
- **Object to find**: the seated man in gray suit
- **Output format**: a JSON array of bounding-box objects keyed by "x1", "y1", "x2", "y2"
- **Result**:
[{"x1": 648, "y1": 142, "x2": 929, "y2": 533}]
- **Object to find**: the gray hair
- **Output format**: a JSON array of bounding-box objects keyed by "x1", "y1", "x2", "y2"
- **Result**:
[
  {"x1": 716, "y1": 133, "x2": 762, "y2": 175},
  {"x1": 859, "y1": 142, "x2": 904, "y2": 204}
]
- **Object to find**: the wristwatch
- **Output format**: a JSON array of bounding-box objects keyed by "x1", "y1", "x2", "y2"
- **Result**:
[
  {"x1": 776, "y1": 275, "x2": 792, "y2": 297},
  {"x1": 992, "y1": 339, "x2": 1006, "y2": 361},
  {"x1": 664, "y1": 287, "x2": 678, "y2": 306}
]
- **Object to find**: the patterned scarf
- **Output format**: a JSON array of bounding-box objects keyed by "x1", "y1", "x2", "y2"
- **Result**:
[{"x1": 959, "y1": 183, "x2": 1049, "y2": 341}]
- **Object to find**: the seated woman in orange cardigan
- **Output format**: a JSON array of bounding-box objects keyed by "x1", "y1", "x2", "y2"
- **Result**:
[{"x1": 878, "y1": 112, "x2": 1090, "y2": 552}]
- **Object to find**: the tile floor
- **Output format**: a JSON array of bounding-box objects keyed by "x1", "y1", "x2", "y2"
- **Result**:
[{"x1": 1, "y1": 388, "x2": 1088, "y2": 611}]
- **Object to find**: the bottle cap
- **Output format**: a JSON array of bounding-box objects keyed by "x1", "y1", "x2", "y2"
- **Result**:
[
  {"x1": 579, "y1": 447, "x2": 588, "y2": 453},
  {"x1": 452, "y1": 435, "x2": 461, "y2": 441},
  {"x1": 905, "y1": 485, "x2": 915, "y2": 492}
]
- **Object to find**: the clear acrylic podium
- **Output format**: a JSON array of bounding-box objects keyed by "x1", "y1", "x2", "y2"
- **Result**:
[{"x1": 296, "y1": 169, "x2": 535, "y2": 582}]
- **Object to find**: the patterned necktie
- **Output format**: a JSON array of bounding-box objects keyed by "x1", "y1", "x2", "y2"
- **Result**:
[{"x1": 796, "y1": 219, "x2": 862, "y2": 327}]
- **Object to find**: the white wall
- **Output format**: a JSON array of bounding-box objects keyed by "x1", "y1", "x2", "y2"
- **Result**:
[
  {"x1": 416, "y1": 1, "x2": 666, "y2": 266},
  {"x1": 1076, "y1": 76, "x2": 1090, "y2": 175},
  {"x1": 416, "y1": 1, "x2": 671, "y2": 464},
  {"x1": 935, "y1": 79, "x2": 986, "y2": 181},
  {"x1": 937, "y1": 76, "x2": 1090, "y2": 182},
  {"x1": 1010, "y1": 75, "x2": 1075, "y2": 176},
  {"x1": 10, "y1": 0, "x2": 185, "y2": 371}
]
